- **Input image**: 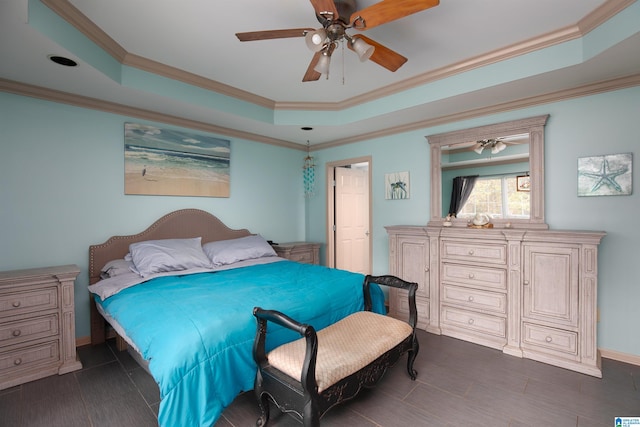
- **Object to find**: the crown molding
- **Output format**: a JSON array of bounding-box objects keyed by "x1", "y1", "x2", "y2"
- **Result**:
[
  {"x1": 2, "y1": 73, "x2": 638, "y2": 151},
  {"x1": 311, "y1": 73, "x2": 640, "y2": 150},
  {"x1": 41, "y1": 0, "x2": 632, "y2": 113},
  {"x1": 41, "y1": 0, "x2": 127, "y2": 62},
  {"x1": 0, "y1": 78, "x2": 303, "y2": 151}
]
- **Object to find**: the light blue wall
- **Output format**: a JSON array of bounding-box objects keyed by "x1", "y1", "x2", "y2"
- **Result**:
[
  {"x1": 0, "y1": 92, "x2": 306, "y2": 339},
  {"x1": 311, "y1": 86, "x2": 640, "y2": 357},
  {"x1": 1, "y1": 86, "x2": 638, "y2": 357}
]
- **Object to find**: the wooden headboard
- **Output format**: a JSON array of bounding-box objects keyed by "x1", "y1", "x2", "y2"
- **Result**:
[{"x1": 88, "y1": 209, "x2": 252, "y2": 285}]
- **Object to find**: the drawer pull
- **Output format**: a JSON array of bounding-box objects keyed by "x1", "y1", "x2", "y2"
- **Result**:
[
  {"x1": 12, "y1": 301, "x2": 21, "y2": 308},
  {"x1": 468, "y1": 249, "x2": 475, "y2": 256},
  {"x1": 468, "y1": 273, "x2": 475, "y2": 279},
  {"x1": 523, "y1": 280, "x2": 530, "y2": 286},
  {"x1": 468, "y1": 318, "x2": 475, "y2": 325},
  {"x1": 545, "y1": 336, "x2": 553, "y2": 343},
  {"x1": 468, "y1": 296, "x2": 474, "y2": 302},
  {"x1": 14, "y1": 358, "x2": 22, "y2": 366},
  {"x1": 12, "y1": 329, "x2": 21, "y2": 337}
]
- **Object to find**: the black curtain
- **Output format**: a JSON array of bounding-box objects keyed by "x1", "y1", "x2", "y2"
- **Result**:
[{"x1": 448, "y1": 175, "x2": 478, "y2": 217}]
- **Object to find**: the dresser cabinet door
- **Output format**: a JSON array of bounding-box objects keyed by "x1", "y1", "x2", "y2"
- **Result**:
[
  {"x1": 396, "y1": 236, "x2": 429, "y2": 300},
  {"x1": 522, "y1": 244, "x2": 579, "y2": 328},
  {"x1": 389, "y1": 234, "x2": 430, "y2": 329}
]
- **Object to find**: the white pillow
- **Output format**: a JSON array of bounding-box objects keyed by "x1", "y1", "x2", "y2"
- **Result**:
[
  {"x1": 129, "y1": 237, "x2": 212, "y2": 277},
  {"x1": 203, "y1": 235, "x2": 277, "y2": 266}
]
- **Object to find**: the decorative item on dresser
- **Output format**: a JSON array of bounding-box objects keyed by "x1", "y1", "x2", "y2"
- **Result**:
[
  {"x1": 0, "y1": 264, "x2": 82, "y2": 390},
  {"x1": 272, "y1": 242, "x2": 321, "y2": 265}
]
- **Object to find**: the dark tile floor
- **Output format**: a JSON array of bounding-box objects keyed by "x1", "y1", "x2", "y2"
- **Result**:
[{"x1": 1, "y1": 330, "x2": 638, "y2": 426}]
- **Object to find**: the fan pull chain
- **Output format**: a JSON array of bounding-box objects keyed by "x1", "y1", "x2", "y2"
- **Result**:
[{"x1": 341, "y1": 40, "x2": 345, "y2": 85}]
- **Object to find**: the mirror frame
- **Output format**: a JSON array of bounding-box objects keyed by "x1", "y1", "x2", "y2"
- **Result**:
[{"x1": 427, "y1": 115, "x2": 549, "y2": 229}]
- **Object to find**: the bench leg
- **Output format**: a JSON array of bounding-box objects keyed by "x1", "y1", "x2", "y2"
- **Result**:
[
  {"x1": 406, "y1": 336, "x2": 420, "y2": 380},
  {"x1": 302, "y1": 399, "x2": 320, "y2": 427},
  {"x1": 255, "y1": 391, "x2": 270, "y2": 427}
]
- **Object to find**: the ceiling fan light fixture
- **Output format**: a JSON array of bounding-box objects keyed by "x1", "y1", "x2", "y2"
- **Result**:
[
  {"x1": 473, "y1": 142, "x2": 485, "y2": 154},
  {"x1": 491, "y1": 140, "x2": 507, "y2": 154},
  {"x1": 313, "y1": 50, "x2": 332, "y2": 75},
  {"x1": 305, "y1": 29, "x2": 327, "y2": 52},
  {"x1": 351, "y1": 37, "x2": 375, "y2": 61}
]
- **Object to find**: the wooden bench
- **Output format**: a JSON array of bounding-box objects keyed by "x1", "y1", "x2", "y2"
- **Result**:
[{"x1": 252, "y1": 274, "x2": 419, "y2": 427}]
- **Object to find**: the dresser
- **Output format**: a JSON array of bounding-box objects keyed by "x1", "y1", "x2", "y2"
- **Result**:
[
  {"x1": 273, "y1": 242, "x2": 321, "y2": 265},
  {"x1": 0, "y1": 265, "x2": 82, "y2": 390},
  {"x1": 387, "y1": 226, "x2": 605, "y2": 377}
]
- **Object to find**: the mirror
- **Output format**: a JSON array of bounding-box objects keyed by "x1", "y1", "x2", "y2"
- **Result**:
[{"x1": 426, "y1": 115, "x2": 549, "y2": 229}]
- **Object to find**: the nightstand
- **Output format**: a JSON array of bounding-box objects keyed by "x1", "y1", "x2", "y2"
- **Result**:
[
  {"x1": 0, "y1": 265, "x2": 82, "y2": 390},
  {"x1": 273, "y1": 242, "x2": 321, "y2": 265}
]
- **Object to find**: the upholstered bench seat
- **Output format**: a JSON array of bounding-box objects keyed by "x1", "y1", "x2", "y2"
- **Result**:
[
  {"x1": 252, "y1": 274, "x2": 419, "y2": 427},
  {"x1": 267, "y1": 311, "x2": 413, "y2": 392}
]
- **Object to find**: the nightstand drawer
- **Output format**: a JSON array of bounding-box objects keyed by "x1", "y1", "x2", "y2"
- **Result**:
[
  {"x1": 522, "y1": 323, "x2": 578, "y2": 356},
  {"x1": 288, "y1": 251, "x2": 314, "y2": 264},
  {"x1": 0, "y1": 340, "x2": 60, "y2": 376},
  {"x1": 442, "y1": 284, "x2": 506, "y2": 314},
  {"x1": 0, "y1": 314, "x2": 59, "y2": 347},
  {"x1": 273, "y1": 243, "x2": 320, "y2": 265},
  {"x1": 442, "y1": 263, "x2": 506, "y2": 290},
  {"x1": 0, "y1": 288, "x2": 58, "y2": 318},
  {"x1": 441, "y1": 306, "x2": 506, "y2": 338},
  {"x1": 442, "y1": 241, "x2": 506, "y2": 265}
]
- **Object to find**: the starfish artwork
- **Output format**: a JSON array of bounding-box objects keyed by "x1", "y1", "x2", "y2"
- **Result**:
[{"x1": 578, "y1": 153, "x2": 632, "y2": 197}]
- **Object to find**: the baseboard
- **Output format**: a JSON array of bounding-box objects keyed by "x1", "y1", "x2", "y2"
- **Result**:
[
  {"x1": 76, "y1": 336, "x2": 91, "y2": 347},
  {"x1": 600, "y1": 348, "x2": 640, "y2": 366}
]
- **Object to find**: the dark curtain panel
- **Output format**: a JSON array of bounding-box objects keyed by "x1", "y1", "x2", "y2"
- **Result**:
[{"x1": 448, "y1": 175, "x2": 478, "y2": 217}]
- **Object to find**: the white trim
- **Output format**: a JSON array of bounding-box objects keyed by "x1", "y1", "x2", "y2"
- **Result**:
[{"x1": 600, "y1": 348, "x2": 640, "y2": 366}]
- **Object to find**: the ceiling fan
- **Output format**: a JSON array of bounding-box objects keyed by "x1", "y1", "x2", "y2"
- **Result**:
[{"x1": 235, "y1": 0, "x2": 440, "y2": 82}]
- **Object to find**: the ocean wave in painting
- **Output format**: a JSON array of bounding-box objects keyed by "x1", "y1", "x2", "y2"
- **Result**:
[{"x1": 124, "y1": 123, "x2": 231, "y2": 197}]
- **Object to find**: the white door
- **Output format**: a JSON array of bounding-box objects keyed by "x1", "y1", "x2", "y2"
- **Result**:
[{"x1": 335, "y1": 166, "x2": 370, "y2": 274}]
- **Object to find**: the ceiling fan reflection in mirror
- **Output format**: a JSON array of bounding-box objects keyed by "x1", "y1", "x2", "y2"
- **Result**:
[{"x1": 235, "y1": 0, "x2": 440, "y2": 82}]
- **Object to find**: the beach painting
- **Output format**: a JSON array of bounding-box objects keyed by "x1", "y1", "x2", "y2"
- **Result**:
[{"x1": 124, "y1": 123, "x2": 230, "y2": 197}]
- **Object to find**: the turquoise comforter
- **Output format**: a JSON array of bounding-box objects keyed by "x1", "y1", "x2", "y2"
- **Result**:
[{"x1": 96, "y1": 260, "x2": 385, "y2": 427}]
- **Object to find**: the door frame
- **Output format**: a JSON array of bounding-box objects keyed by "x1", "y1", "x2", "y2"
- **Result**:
[{"x1": 325, "y1": 156, "x2": 372, "y2": 270}]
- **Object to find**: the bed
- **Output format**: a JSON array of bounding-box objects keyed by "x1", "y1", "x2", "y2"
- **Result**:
[{"x1": 87, "y1": 209, "x2": 385, "y2": 427}]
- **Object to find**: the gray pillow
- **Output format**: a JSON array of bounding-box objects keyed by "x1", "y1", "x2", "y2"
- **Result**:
[
  {"x1": 129, "y1": 237, "x2": 212, "y2": 277},
  {"x1": 203, "y1": 235, "x2": 277, "y2": 266},
  {"x1": 100, "y1": 259, "x2": 136, "y2": 279}
]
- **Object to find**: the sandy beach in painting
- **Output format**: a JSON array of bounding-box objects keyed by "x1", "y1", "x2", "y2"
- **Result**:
[
  {"x1": 125, "y1": 166, "x2": 229, "y2": 197},
  {"x1": 123, "y1": 123, "x2": 231, "y2": 198}
]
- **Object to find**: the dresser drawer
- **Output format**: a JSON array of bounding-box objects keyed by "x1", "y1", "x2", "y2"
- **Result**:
[
  {"x1": 442, "y1": 263, "x2": 506, "y2": 290},
  {"x1": 522, "y1": 323, "x2": 578, "y2": 356},
  {"x1": 442, "y1": 284, "x2": 506, "y2": 314},
  {"x1": 441, "y1": 306, "x2": 506, "y2": 338},
  {"x1": 0, "y1": 314, "x2": 59, "y2": 347},
  {"x1": 442, "y1": 241, "x2": 506, "y2": 265},
  {"x1": 0, "y1": 287, "x2": 58, "y2": 319},
  {"x1": 0, "y1": 340, "x2": 60, "y2": 376}
]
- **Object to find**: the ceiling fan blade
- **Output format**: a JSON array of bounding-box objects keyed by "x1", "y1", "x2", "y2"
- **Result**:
[
  {"x1": 309, "y1": 0, "x2": 339, "y2": 19},
  {"x1": 348, "y1": 35, "x2": 407, "y2": 72},
  {"x1": 303, "y1": 52, "x2": 322, "y2": 82},
  {"x1": 236, "y1": 28, "x2": 314, "y2": 42},
  {"x1": 350, "y1": 0, "x2": 439, "y2": 30}
]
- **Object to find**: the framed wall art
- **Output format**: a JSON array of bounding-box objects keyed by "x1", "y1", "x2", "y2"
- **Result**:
[
  {"x1": 385, "y1": 171, "x2": 410, "y2": 200},
  {"x1": 124, "y1": 123, "x2": 230, "y2": 197},
  {"x1": 577, "y1": 153, "x2": 632, "y2": 197}
]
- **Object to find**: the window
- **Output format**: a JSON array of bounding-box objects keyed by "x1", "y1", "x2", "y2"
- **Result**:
[{"x1": 458, "y1": 175, "x2": 529, "y2": 219}]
